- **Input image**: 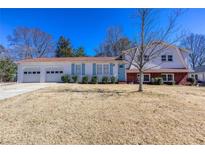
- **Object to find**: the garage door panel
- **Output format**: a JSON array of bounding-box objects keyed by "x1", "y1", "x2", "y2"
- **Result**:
[
  {"x1": 45, "y1": 68, "x2": 64, "y2": 82},
  {"x1": 23, "y1": 68, "x2": 41, "y2": 83}
]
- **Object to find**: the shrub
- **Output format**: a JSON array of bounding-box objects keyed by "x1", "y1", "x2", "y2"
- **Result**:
[
  {"x1": 91, "y1": 76, "x2": 98, "y2": 84},
  {"x1": 110, "y1": 76, "x2": 116, "y2": 83},
  {"x1": 82, "y1": 76, "x2": 89, "y2": 84},
  {"x1": 102, "y1": 76, "x2": 110, "y2": 84},
  {"x1": 158, "y1": 78, "x2": 164, "y2": 85},
  {"x1": 61, "y1": 75, "x2": 70, "y2": 83},
  {"x1": 72, "y1": 75, "x2": 78, "y2": 83},
  {"x1": 151, "y1": 77, "x2": 163, "y2": 85},
  {"x1": 171, "y1": 81, "x2": 176, "y2": 85},
  {"x1": 0, "y1": 58, "x2": 17, "y2": 82},
  {"x1": 167, "y1": 81, "x2": 176, "y2": 85},
  {"x1": 187, "y1": 77, "x2": 196, "y2": 85},
  {"x1": 151, "y1": 78, "x2": 155, "y2": 84}
]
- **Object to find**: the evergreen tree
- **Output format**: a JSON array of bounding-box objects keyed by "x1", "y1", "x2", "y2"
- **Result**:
[
  {"x1": 0, "y1": 58, "x2": 17, "y2": 82},
  {"x1": 55, "y1": 36, "x2": 73, "y2": 57},
  {"x1": 74, "y1": 47, "x2": 86, "y2": 57}
]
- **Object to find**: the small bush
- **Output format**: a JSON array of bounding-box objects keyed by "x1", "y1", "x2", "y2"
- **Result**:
[
  {"x1": 102, "y1": 76, "x2": 110, "y2": 84},
  {"x1": 91, "y1": 76, "x2": 98, "y2": 84},
  {"x1": 82, "y1": 76, "x2": 89, "y2": 84},
  {"x1": 151, "y1": 78, "x2": 155, "y2": 84},
  {"x1": 110, "y1": 76, "x2": 116, "y2": 83},
  {"x1": 158, "y1": 78, "x2": 164, "y2": 85},
  {"x1": 151, "y1": 77, "x2": 164, "y2": 85},
  {"x1": 187, "y1": 77, "x2": 196, "y2": 85},
  {"x1": 167, "y1": 81, "x2": 176, "y2": 85},
  {"x1": 72, "y1": 75, "x2": 78, "y2": 83},
  {"x1": 61, "y1": 75, "x2": 70, "y2": 83}
]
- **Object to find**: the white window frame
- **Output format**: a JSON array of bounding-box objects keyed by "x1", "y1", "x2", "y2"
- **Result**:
[
  {"x1": 76, "y1": 64, "x2": 81, "y2": 75},
  {"x1": 103, "y1": 64, "x2": 109, "y2": 75},
  {"x1": 161, "y1": 55, "x2": 166, "y2": 62},
  {"x1": 137, "y1": 74, "x2": 151, "y2": 83},
  {"x1": 168, "y1": 55, "x2": 173, "y2": 62},
  {"x1": 96, "y1": 64, "x2": 103, "y2": 75},
  {"x1": 161, "y1": 74, "x2": 174, "y2": 82}
]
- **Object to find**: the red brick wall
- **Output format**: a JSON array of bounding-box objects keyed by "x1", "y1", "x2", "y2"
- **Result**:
[
  {"x1": 127, "y1": 73, "x2": 137, "y2": 83},
  {"x1": 174, "y1": 73, "x2": 188, "y2": 85},
  {"x1": 127, "y1": 72, "x2": 188, "y2": 85}
]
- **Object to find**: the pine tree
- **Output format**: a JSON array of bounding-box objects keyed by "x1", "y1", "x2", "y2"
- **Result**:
[
  {"x1": 55, "y1": 36, "x2": 73, "y2": 57},
  {"x1": 74, "y1": 47, "x2": 86, "y2": 57}
]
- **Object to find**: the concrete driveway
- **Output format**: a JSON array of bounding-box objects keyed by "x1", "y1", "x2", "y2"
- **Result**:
[{"x1": 0, "y1": 83, "x2": 54, "y2": 100}]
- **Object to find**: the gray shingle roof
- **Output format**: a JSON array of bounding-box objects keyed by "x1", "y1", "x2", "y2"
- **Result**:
[{"x1": 195, "y1": 65, "x2": 205, "y2": 73}]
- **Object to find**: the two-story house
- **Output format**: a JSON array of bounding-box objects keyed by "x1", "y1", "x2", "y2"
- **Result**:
[{"x1": 124, "y1": 44, "x2": 190, "y2": 85}]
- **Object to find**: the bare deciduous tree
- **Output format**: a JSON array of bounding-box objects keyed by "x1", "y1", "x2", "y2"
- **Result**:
[
  {"x1": 181, "y1": 33, "x2": 205, "y2": 70},
  {"x1": 8, "y1": 27, "x2": 53, "y2": 59},
  {"x1": 125, "y1": 9, "x2": 184, "y2": 92},
  {"x1": 0, "y1": 44, "x2": 9, "y2": 59},
  {"x1": 95, "y1": 26, "x2": 131, "y2": 56}
]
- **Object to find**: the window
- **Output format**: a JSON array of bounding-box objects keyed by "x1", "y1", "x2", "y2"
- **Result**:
[
  {"x1": 161, "y1": 55, "x2": 166, "y2": 62},
  {"x1": 162, "y1": 74, "x2": 167, "y2": 81},
  {"x1": 33, "y1": 72, "x2": 36, "y2": 74},
  {"x1": 46, "y1": 71, "x2": 50, "y2": 74},
  {"x1": 137, "y1": 74, "x2": 150, "y2": 82},
  {"x1": 119, "y1": 64, "x2": 124, "y2": 68},
  {"x1": 168, "y1": 74, "x2": 173, "y2": 81},
  {"x1": 162, "y1": 74, "x2": 174, "y2": 82},
  {"x1": 76, "y1": 64, "x2": 81, "y2": 75},
  {"x1": 51, "y1": 71, "x2": 54, "y2": 74},
  {"x1": 28, "y1": 72, "x2": 31, "y2": 74},
  {"x1": 103, "y1": 64, "x2": 109, "y2": 75},
  {"x1": 37, "y1": 71, "x2": 40, "y2": 74},
  {"x1": 97, "y1": 64, "x2": 102, "y2": 75},
  {"x1": 24, "y1": 72, "x2": 27, "y2": 74},
  {"x1": 55, "y1": 71, "x2": 59, "y2": 74},
  {"x1": 168, "y1": 55, "x2": 173, "y2": 61},
  {"x1": 144, "y1": 74, "x2": 150, "y2": 82},
  {"x1": 144, "y1": 55, "x2": 149, "y2": 61},
  {"x1": 195, "y1": 74, "x2": 198, "y2": 80},
  {"x1": 60, "y1": 71, "x2": 63, "y2": 74}
]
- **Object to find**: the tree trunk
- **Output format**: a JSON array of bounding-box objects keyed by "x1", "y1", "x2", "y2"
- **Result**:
[{"x1": 138, "y1": 70, "x2": 143, "y2": 92}]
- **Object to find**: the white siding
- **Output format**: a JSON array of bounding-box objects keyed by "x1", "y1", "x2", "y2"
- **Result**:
[
  {"x1": 125, "y1": 47, "x2": 188, "y2": 70},
  {"x1": 18, "y1": 61, "x2": 121, "y2": 83}
]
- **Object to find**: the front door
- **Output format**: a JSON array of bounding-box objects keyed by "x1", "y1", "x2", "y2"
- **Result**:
[{"x1": 118, "y1": 64, "x2": 125, "y2": 81}]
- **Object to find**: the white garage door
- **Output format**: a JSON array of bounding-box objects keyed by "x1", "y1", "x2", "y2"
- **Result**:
[
  {"x1": 45, "y1": 68, "x2": 64, "y2": 82},
  {"x1": 23, "y1": 68, "x2": 41, "y2": 83}
]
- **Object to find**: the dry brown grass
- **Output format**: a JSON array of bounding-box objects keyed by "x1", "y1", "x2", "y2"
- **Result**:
[{"x1": 0, "y1": 84, "x2": 205, "y2": 144}]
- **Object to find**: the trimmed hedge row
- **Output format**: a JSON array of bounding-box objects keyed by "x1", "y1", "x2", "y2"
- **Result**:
[
  {"x1": 150, "y1": 77, "x2": 175, "y2": 85},
  {"x1": 61, "y1": 75, "x2": 117, "y2": 84}
]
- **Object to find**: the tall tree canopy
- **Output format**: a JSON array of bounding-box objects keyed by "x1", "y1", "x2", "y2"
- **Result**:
[
  {"x1": 181, "y1": 33, "x2": 205, "y2": 70},
  {"x1": 55, "y1": 36, "x2": 87, "y2": 57},
  {"x1": 8, "y1": 27, "x2": 53, "y2": 59},
  {"x1": 95, "y1": 26, "x2": 131, "y2": 56},
  {"x1": 126, "y1": 9, "x2": 183, "y2": 92},
  {"x1": 55, "y1": 36, "x2": 73, "y2": 57},
  {"x1": 73, "y1": 47, "x2": 86, "y2": 57}
]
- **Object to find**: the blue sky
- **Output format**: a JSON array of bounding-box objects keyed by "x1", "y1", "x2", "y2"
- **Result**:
[{"x1": 1, "y1": 8, "x2": 205, "y2": 56}]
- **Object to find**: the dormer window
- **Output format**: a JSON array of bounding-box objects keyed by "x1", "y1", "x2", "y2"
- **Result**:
[
  {"x1": 144, "y1": 55, "x2": 149, "y2": 61},
  {"x1": 161, "y1": 55, "x2": 173, "y2": 62},
  {"x1": 168, "y1": 55, "x2": 173, "y2": 62},
  {"x1": 161, "y1": 55, "x2": 166, "y2": 62}
]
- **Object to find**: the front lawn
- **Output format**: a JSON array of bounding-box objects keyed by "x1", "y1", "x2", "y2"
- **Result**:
[{"x1": 0, "y1": 84, "x2": 205, "y2": 144}]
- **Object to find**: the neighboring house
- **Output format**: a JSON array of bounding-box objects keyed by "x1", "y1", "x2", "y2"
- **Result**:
[
  {"x1": 17, "y1": 57, "x2": 126, "y2": 83},
  {"x1": 191, "y1": 65, "x2": 205, "y2": 82},
  {"x1": 124, "y1": 44, "x2": 190, "y2": 85}
]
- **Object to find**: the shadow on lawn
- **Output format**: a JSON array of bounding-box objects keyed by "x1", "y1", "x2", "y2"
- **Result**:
[{"x1": 41, "y1": 88, "x2": 141, "y2": 96}]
